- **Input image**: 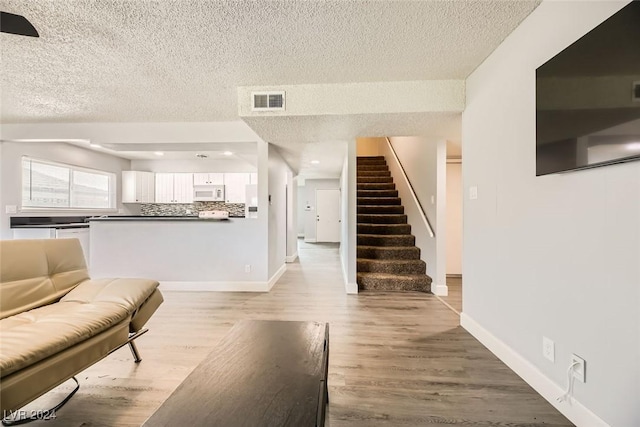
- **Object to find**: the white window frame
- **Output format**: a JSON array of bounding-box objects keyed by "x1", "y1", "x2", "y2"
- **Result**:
[{"x1": 21, "y1": 156, "x2": 117, "y2": 212}]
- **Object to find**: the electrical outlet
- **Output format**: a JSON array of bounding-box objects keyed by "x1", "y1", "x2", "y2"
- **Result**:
[
  {"x1": 244, "y1": 264, "x2": 251, "y2": 273},
  {"x1": 571, "y1": 354, "x2": 586, "y2": 383},
  {"x1": 542, "y1": 337, "x2": 555, "y2": 362}
]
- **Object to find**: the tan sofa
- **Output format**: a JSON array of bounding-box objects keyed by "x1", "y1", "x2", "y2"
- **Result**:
[{"x1": 0, "y1": 238, "x2": 163, "y2": 415}]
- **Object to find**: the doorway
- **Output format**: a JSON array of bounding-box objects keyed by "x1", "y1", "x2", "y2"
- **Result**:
[{"x1": 315, "y1": 189, "x2": 340, "y2": 242}]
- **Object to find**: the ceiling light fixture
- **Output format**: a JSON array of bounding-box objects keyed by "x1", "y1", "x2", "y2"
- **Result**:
[
  {"x1": 223, "y1": 151, "x2": 233, "y2": 156},
  {"x1": 196, "y1": 153, "x2": 208, "y2": 159},
  {"x1": 311, "y1": 160, "x2": 320, "y2": 164},
  {"x1": 154, "y1": 151, "x2": 164, "y2": 156},
  {"x1": 625, "y1": 142, "x2": 640, "y2": 151}
]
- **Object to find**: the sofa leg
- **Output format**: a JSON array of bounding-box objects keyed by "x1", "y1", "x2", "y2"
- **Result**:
[
  {"x1": 128, "y1": 341, "x2": 142, "y2": 363},
  {"x1": 2, "y1": 377, "x2": 79, "y2": 426}
]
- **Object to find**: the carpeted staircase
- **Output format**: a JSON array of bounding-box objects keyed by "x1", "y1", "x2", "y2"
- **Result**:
[{"x1": 357, "y1": 156, "x2": 432, "y2": 292}]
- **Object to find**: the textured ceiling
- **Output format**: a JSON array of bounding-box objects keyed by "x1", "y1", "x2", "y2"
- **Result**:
[
  {"x1": 1, "y1": 0, "x2": 540, "y2": 124},
  {"x1": 1, "y1": 0, "x2": 540, "y2": 177}
]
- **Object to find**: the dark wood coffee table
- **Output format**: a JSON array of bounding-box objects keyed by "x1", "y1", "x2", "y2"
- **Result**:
[{"x1": 143, "y1": 320, "x2": 329, "y2": 427}]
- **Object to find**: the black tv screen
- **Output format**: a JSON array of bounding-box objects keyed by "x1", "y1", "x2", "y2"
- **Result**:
[{"x1": 536, "y1": 0, "x2": 640, "y2": 176}]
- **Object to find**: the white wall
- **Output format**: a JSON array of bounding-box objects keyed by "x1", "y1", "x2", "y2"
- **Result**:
[
  {"x1": 356, "y1": 137, "x2": 384, "y2": 156},
  {"x1": 0, "y1": 141, "x2": 133, "y2": 240},
  {"x1": 446, "y1": 162, "x2": 462, "y2": 275},
  {"x1": 267, "y1": 144, "x2": 290, "y2": 279},
  {"x1": 340, "y1": 140, "x2": 357, "y2": 294},
  {"x1": 90, "y1": 219, "x2": 268, "y2": 286},
  {"x1": 382, "y1": 137, "x2": 447, "y2": 295},
  {"x1": 302, "y1": 178, "x2": 340, "y2": 242},
  {"x1": 462, "y1": 1, "x2": 638, "y2": 426}
]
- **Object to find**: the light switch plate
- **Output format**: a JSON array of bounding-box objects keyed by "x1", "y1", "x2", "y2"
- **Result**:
[
  {"x1": 543, "y1": 336, "x2": 555, "y2": 362},
  {"x1": 469, "y1": 186, "x2": 478, "y2": 200}
]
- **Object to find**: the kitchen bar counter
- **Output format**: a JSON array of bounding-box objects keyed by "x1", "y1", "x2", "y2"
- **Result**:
[{"x1": 90, "y1": 218, "x2": 269, "y2": 291}]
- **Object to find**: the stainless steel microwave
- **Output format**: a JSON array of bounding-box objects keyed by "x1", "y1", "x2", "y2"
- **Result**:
[{"x1": 193, "y1": 185, "x2": 225, "y2": 201}]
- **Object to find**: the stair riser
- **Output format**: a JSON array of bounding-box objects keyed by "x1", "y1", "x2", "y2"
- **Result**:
[
  {"x1": 357, "y1": 176, "x2": 394, "y2": 183},
  {"x1": 357, "y1": 274, "x2": 431, "y2": 293},
  {"x1": 357, "y1": 246, "x2": 420, "y2": 260},
  {"x1": 357, "y1": 157, "x2": 386, "y2": 164},
  {"x1": 357, "y1": 260, "x2": 426, "y2": 274},
  {"x1": 357, "y1": 234, "x2": 415, "y2": 246},
  {"x1": 357, "y1": 224, "x2": 411, "y2": 235},
  {"x1": 357, "y1": 170, "x2": 391, "y2": 177},
  {"x1": 357, "y1": 197, "x2": 400, "y2": 206},
  {"x1": 357, "y1": 205, "x2": 404, "y2": 214},
  {"x1": 357, "y1": 190, "x2": 398, "y2": 198},
  {"x1": 357, "y1": 214, "x2": 407, "y2": 224},
  {"x1": 357, "y1": 165, "x2": 389, "y2": 171},
  {"x1": 357, "y1": 183, "x2": 396, "y2": 190}
]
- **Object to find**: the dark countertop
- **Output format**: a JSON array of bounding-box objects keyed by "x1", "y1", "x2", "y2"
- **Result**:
[
  {"x1": 11, "y1": 223, "x2": 89, "y2": 229},
  {"x1": 88, "y1": 215, "x2": 240, "y2": 221}
]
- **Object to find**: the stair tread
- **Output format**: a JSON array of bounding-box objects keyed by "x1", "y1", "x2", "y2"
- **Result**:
[
  {"x1": 357, "y1": 258, "x2": 425, "y2": 264},
  {"x1": 357, "y1": 272, "x2": 431, "y2": 280}
]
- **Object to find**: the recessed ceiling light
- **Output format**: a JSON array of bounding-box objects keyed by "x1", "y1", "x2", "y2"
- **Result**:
[
  {"x1": 89, "y1": 144, "x2": 102, "y2": 148},
  {"x1": 154, "y1": 151, "x2": 164, "y2": 156},
  {"x1": 311, "y1": 160, "x2": 320, "y2": 164},
  {"x1": 223, "y1": 151, "x2": 233, "y2": 156},
  {"x1": 626, "y1": 142, "x2": 640, "y2": 151}
]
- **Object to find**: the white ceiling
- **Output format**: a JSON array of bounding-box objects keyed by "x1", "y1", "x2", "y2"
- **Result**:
[{"x1": 0, "y1": 0, "x2": 541, "y2": 176}]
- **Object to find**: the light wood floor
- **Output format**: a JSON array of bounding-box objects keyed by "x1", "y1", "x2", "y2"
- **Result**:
[
  {"x1": 440, "y1": 276, "x2": 462, "y2": 314},
  {"x1": 21, "y1": 241, "x2": 573, "y2": 426}
]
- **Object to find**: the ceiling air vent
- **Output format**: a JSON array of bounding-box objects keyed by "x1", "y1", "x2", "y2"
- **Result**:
[
  {"x1": 252, "y1": 91, "x2": 285, "y2": 111},
  {"x1": 633, "y1": 81, "x2": 640, "y2": 102}
]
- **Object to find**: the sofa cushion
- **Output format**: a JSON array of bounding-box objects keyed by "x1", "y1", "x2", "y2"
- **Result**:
[
  {"x1": 0, "y1": 278, "x2": 159, "y2": 378},
  {"x1": 0, "y1": 239, "x2": 89, "y2": 320},
  {"x1": 61, "y1": 278, "x2": 160, "y2": 313},
  {"x1": 0, "y1": 301, "x2": 129, "y2": 377}
]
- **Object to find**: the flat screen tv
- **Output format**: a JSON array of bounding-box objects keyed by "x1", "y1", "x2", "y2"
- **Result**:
[{"x1": 536, "y1": 0, "x2": 640, "y2": 176}]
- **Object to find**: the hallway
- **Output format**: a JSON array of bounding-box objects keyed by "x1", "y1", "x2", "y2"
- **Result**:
[{"x1": 21, "y1": 240, "x2": 572, "y2": 426}]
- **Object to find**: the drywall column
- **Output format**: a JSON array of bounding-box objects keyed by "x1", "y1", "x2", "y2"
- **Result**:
[
  {"x1": 266, "y1": 144, "x2": 289, "y2": 286},
  {"x1": 462, "y1": 1, "x2": 638, "y2": 426},
  {"x1": 446, "y1": 161, "x2": 463, "y2": 275},
  {"x1": 286, "y1": 173, "x2": 298, "y2": 262}
]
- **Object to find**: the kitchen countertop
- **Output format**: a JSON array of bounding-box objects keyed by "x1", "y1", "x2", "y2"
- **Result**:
[
  {"x1": 11, "y1": 223, "x2": 90, "y2": 229},
  {"x1": 87, "y1": 215, "x2": 241, "y2": 221}
]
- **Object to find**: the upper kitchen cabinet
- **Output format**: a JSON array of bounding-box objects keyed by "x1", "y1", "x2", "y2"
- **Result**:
[
  {"x1": 193, "y1": 173, "x2": 224, "y2": 186},
  {"x1": 155, "y1": 173, "x2": 194, "y2": 203},
  {"x1": 122, "y1": 171, "x2": 155, "y2": 203},
  {"x1": 223, "y1": 173, "x2": 251, "y2": 203}
]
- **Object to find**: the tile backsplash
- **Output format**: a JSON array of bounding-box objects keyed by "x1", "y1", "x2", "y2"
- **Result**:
[{"x1": 141, "y1": 202, "x2": 245, "y2": 217}]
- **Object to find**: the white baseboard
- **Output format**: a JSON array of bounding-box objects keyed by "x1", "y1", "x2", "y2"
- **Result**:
[
  {"x1": 267, "y1": 264, "x2": 287, "y2": 291},
  {"x1": 285, "y1": 252, "x2": 298, "y2": 263},
  {"x1": 433, "y1": 283, "x2": 448, "y2": 296},
  {"x1": 341, "y1": 255, "x2": 358, "y2": 294},
  {"x1": 345, "y1": 282, "x2": 358, "y2": 294},
  {"x1": 160, "y1": 281, "x2": 270, "y2": 292},
  {"x1": 460, "y1": 313, "x2": 609, "y2": 427},
  {"x1": 304, "y1": 238, "x2": 317, "y2": 243},
  {"x1": 297, "y1": 233, "x2": 304, "y2": 238}
]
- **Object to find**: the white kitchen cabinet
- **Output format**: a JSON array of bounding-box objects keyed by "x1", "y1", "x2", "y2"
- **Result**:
[
  {"x1": 155, "y1": 173, "x2": 194, "y2": 203},
  {"x1": 223, "y1": 173, "x2": 251, "y2": 203},
  {"x1": 13, "y1": 227, "x2": 90, "y2": 267},
  {"x1": 193, "y1": 173, "x2": 224, "y2": 185},
  {"x1": 122, "y1": 171, "x2": 155, "y2": 203}
]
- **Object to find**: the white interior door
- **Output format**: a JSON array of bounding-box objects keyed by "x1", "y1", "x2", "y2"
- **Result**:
[{"x1": 315, "y1": 189, "x2": 340, "y2": 242}]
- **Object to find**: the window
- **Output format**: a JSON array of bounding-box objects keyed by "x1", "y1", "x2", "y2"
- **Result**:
[{"x1": 22, "y1": 158, "x2": 116, "y2": 210}]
